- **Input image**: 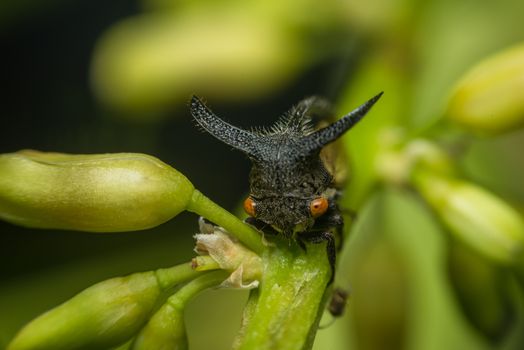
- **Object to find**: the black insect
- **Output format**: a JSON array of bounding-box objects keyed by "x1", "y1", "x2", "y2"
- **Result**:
[{"x1": 190, "y1": 92, "x2": 382, "y2": 283}]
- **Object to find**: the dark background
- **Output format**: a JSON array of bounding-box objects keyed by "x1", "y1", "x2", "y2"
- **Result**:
[{"x1": 0, "y1": 0, "x2": 357, "y2": 281}]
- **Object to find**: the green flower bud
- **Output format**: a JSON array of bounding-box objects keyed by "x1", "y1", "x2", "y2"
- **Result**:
[
  {"x1": 130, "y1": 303, "x2": 187, "y2": 350},
  {"x1": 91, "y1": 11, "x2": 301, "y2": 114},
  {"x1": 131, "y1": 271, "x2": 226, "y2": 350},
  {"x1": 414, "y1": 170, "x2": 524, "y2": 264},
  {"x1": 8, "y1": 272, "x2": 160, "y2": 350},
  {"x1": 131, "y1": 302, "x2": 187, "y2": 350},
  {"x1": 0, "y1": 150, "x2": 194, "y2": 232},
  {"x1": 375, "y1": 136, "x2": 455, "y2": 186},
  {"x1": 8, "y1": 263, "x2": 200, "y2": 350},
  {"x1": 446, "y1": 43, "x2": 524, "y2": 134}
]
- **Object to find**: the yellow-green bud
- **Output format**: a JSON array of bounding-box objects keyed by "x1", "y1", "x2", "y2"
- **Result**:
[
  {"x1": 375, "y1": 136, "x2": 455, "y2": 186},
  {"x1": 8, "y1": 272, "x2": 161, "y2": 350},
  {"x1": 91, "y1": 11, "x2": 301, "y2": 114},
  {"x1": 446, "y1": 43, "x2": 524, "y2": 134},
  {"x1": 0, "y1": 150, "x2": 194, "y2": 232},
  {"x1": 131, "y1": 303, "x2": 187, "y2": 350},
  {"x1": 130, "y1": 272, "x2": 225, "y2": 350},
  {"x1": 414, "y1": 170, "x2": 524, "y2": 264}
]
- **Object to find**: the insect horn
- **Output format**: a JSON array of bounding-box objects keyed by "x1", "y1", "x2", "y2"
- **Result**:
[
  {"x1": 190, "y1": 96, "x2": 260, "y2": 157},
  {"x1": 300, "y1": 92, "x2": 383, "y2": 153}
]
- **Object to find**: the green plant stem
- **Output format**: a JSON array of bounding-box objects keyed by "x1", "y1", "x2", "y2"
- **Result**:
[
  {"x1": 130, "y1": 271, "x2": 229, "y2": 350},
  {"x1": 154, "y1": 261, "x2": 203, "y2": 291},
  {"x1": 233, "y1": 242, "x2": 331, "y2": 350},
  {"x1": 167, "y1": 270, "x2": 229, "y2": 310},
  {"x1": 192, "y1": 256, "x2": 221, "y2": 271},
  {"x1": 187, "y1": 189, "x2": 265, "y2": 254}
]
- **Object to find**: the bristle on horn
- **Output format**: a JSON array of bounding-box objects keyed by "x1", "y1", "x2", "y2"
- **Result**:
[
  {"x1": 300, "y1": 92, "x2": 383, "y2": 154},
  {"x1": 190, "y1": 96, "x2": 260, "y2": 156}
]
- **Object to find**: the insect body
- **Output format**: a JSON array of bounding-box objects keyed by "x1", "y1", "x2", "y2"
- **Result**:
[{"x1": 190, "y1": 93, "x2": 382, "y2": 283}]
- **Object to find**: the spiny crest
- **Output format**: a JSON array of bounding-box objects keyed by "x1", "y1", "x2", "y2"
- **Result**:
[
  {"x1": 259, "y1": 106, "x2": 316, "y2": 137},
  {"x1": 252, "y1": 97, "x2": 328, "y2": 136},
  {"x1": 266, "y1": 96, "x2": 335, "y2": 136},
  {"x1": 252, "y1": 114, "x2": 315, "y2": 137}
]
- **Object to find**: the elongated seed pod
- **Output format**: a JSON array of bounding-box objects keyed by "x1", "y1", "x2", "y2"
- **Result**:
[
  {"x1": 8, "y1": 272, "x2": 162, "y2": 350},
  {"x1": 0, "y1": 150, "x2": 194, "y2": 232},
  {"x1": 8, "y1": 263, "x2": 201, "y2": 350}
]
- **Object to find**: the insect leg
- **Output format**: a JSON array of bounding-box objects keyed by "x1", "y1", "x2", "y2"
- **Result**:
[
  {"x1": 244, "y1": 217, "x2": 279, "y2": 236},
  {"x1": 312, "y1": 203, "x2": 344, "y2": 249},
  {"x1": 328, "y1": 287, "x2": 350, "y2": 317}
]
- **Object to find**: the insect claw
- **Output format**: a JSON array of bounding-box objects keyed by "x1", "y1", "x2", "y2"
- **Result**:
[
  {"x1": 298, "y1": 231, "x2": 336, "y2": 284},
  {"x1": 297, "y1": 239, "x2": 307, "y2": 252}
]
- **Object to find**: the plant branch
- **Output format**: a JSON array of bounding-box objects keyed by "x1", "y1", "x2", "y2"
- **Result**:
[
  {"x1": 187, "y1": 189, "x2": 265, "y2": 254},
  {"x1": 233, "y1": 242, "x2": 331, "y2": 350}
]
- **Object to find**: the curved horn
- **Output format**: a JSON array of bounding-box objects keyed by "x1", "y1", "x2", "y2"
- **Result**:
[
  {"x1": 300, "y1": 92, "x2": 383, "y2": 153},
  {"x1": 190, "y1": 96, "x2": 260, "y2": 156}
]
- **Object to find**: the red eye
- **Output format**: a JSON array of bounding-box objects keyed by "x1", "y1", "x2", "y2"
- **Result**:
[
  {"x1": 310, "y1": 197, "x2": 328, "y2": 218},
  {"x1": 243, "y1": 197, "x2": 256, "y2": 217}
]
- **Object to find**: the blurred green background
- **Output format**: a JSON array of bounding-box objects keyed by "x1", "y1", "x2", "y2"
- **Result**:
[{"x1": 1, "y1": 0, "x2": 524, "y2": 349}]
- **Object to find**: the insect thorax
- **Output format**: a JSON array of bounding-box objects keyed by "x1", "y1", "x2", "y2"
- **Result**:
[{"x1": 247, "y1": 149, "x2": 333, "y2": 234}]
